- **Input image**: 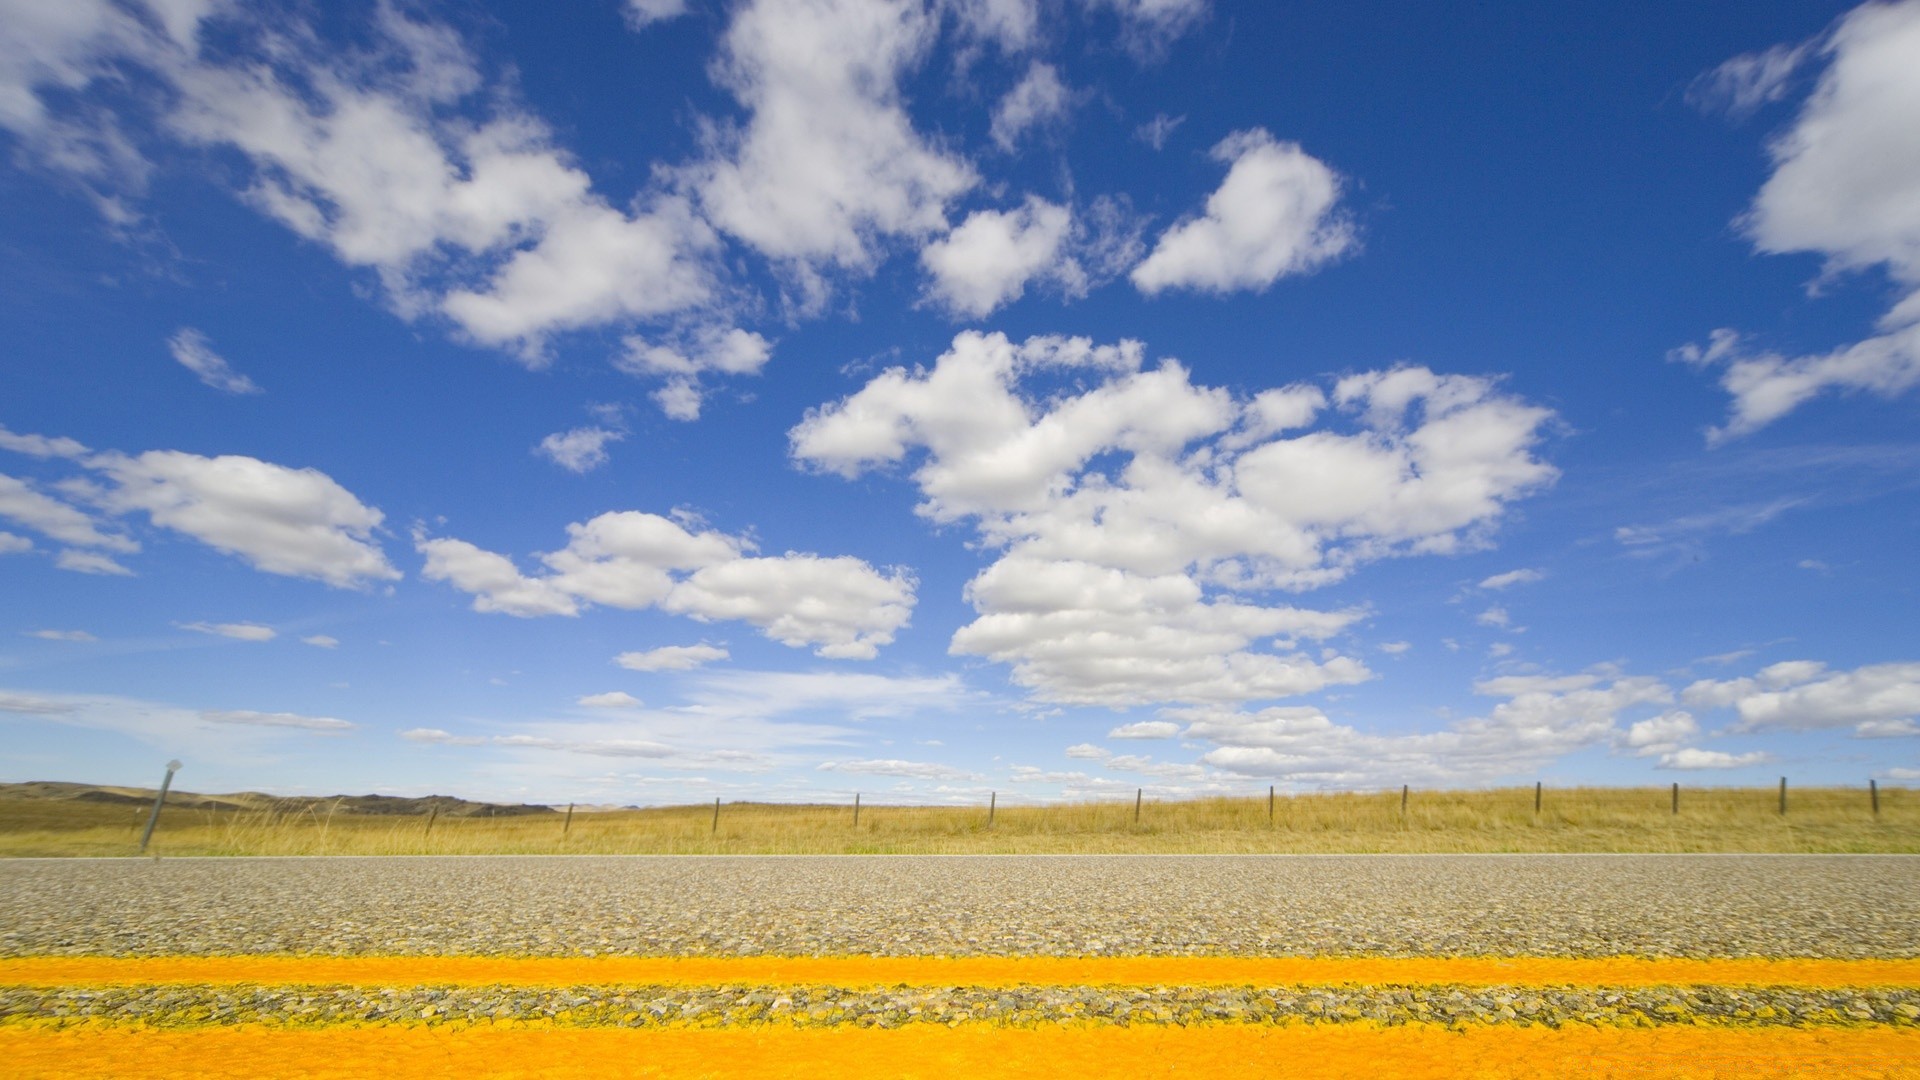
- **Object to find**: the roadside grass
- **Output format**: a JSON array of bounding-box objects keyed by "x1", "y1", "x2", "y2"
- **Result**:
[{"x1": 1, "y1": 785, "x2": 1913, "y2": 857}]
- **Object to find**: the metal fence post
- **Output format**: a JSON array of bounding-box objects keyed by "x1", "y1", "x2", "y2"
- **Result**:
[
  {"x1": 1779, "y1": 777, "x2": 1787, "y2": 816},
  {"x1": 1871, "y1": 779, "x2": 1880, "y2": 817},
  {"x1": 138, "y1": 760, "x2": 182, "y2": 853},
  {"x1": 1134, "y1": 788, "x2": 1142, "y2": 824},
  {"x1": 711, "y1": 796, "x2": 720, "y2": 835},
  {"x1": 987, "y1": 791, "x2": 996, "y2": 828}
]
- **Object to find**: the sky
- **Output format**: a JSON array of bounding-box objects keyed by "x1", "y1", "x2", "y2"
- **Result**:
[{"x1": 2, "y1": 0, "x2": 1918, "y2": 806}]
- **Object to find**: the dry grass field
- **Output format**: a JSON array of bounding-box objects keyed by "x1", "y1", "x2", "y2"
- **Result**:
[{"x1": 1, "y1": 784, "x2": 1912, "y2": 857}]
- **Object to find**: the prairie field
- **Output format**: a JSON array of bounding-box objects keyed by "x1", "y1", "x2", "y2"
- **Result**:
[{"x1": 1, "y1": 784, "x2": 1912, "y2": 857}]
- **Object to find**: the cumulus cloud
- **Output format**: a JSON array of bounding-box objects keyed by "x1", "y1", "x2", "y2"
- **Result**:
[
  {"x1": 167, "y1": 327, "x2": 261, "y2": 394},
  {"x1": 0, "y1": 472, "x2": 138, "y2": 553},
  {"x1": 0, "y1": 532, "x2": 30, "y2": 555},
  {"x1": 90, "y1": 450, "x2": 399, "y2": 588},
  {"x1": 577, "y1": 691, "x2": 643, "y2": 708},
  {"x1": 947, "y1": 0, "x2": 1041, "y2": 52},
  {"x1": 793, "y1": 331, "x2": 1557, "y2": 705},
  {"x1": 300, "y1": 635, "x2": 339, "y2": 649},
  {"x1": 689, "y1": 0, "x2": 974, "y2": 280},
  {"x1": 536, "y1": 427, "x2": 624, "y2": 473},
  {"x1": 200, "y1": 709, "x2": 353, "y2": 731},
  {"x1": 818, "y1": 758, "x2": 983, "y2": 780},
  {"x1": 178, "y1": 621, "x2": 276, "y2": 642},
  {"x1": 1683, "y1": 659, "x2": 1920, "y2": 736},
  {"x1": 615, "y1": 643, "x2": 730, "y2": 672},
  {"x1": 921, "y1": 196, "x2": 1076, "y2": 316},
  {"x1": 617, "y1": 326, "x2": 774, "y2": 420},
  {"x1": 990, "y1": 61, "x2": 1070, "y2": 151},
  {"x1": 54, "y1": 550, "x2": 133, "y2": 575},
  {"x1": 1682, "y1": 2, "x2": 1920, "y2": 439},
  {"x1": 419, "y1": 510, "x2": 915, "y2": 659},
  {"x1": 1131, "y1": 129, "x2": 1353, "y2": 295},
  {"x1": 1619, "y1": 710, "x2": 1699, "y2": 758}
]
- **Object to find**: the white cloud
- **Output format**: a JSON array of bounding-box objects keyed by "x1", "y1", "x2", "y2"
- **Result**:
[
  {"x1": 1658, "y1": 748, "x2": 1770, "y2": 771},
  {"x1": 1476, "y1": 606, "x2": 1510, "y2": 628},
  {"x1": 536, "y1": 426, "x2": 624, "y2": 473},
  {"x1": 1084, "y1": 0, "x2": 1210, "y2": 59},
  {"x1": 200, "y1": 709, "x2": 353, "y2": 731},
  {"x1": 1108, "y1": 720, "x2": 1180, "y2": 739},
  {"x1": 1379, "y1": 641, "x2": 1411, "y2": 655},
  {"x1": 578, "y1": 691, "x2": 643, "y2": 708},
  {"x1": 1619, "y1": 710, "x2": 1698, "y2": 757},
  {"x1": 1687, "y1": 42, "x2": 1810, "y2": 118},
  {"x1": 167, "y1": 327, "x2": 260, "y2": 395},
  {"x1": 1683, "y1": 2, "x2": 1920, "y2": 439},
  {"x1": 300, "y1": 635, "x2": 339, "y2": 649},
  {"x1": 54, "y1": 549, "x2": 133, "y2": 575},
  {"x1": 0, "y1": 532, "x2": 30, "y2": 554},
  {"x1": 1479, "y1": 568, "x2": 1543, "y2": 590},
  {"x1": 1134, "y1": 112, "x2": 1183, "y2": 150},
  {"x1": 678, "y1": 669, "x2": 967, "y2": 721},
  {"x1": 793, "y1": 331, "x2": 1556, "y2": 705},
  {"x1": 946, "y1": 0, "x2": 1041, "y2": 52},
  {"x1": 419, "y1": 510, "x2": 915, "y2": 659},
  {"x1": 91, "y1": 450, "x2": 399, "y2": 588},
  {"x1": 1132, "y1": 129, "x2": 1353, "y2": 295},
  {"x1": 1683, "y1": 659, "x2": 1920, "y2": 734},
  {"x1": 28, "y1": 629, "x2": 96, "y2": 642},
  {"x1": 0, "y1": 686, "x2": 358, "y2": 763},
  {"x1": 1186, "y1": 674, "x2": 1673, "y2": 787},
  {"x1": 0, "y1": 472, "x2": 137, "y2": 552},
  {"x1": 402, "y1": 726, "x2": 676, "y2": 759},
  {"x1": 617, "y1": 326, "x2": 774, "y2": 420},
  {"x1": 0, "y1": 424, "x2": 89, "y2": 459},
  {"x1": 818, "y1": 758, "x2": 982, "y2": 780},
  {"x1": 0, "y1": 690, "x2": 75, "y2": 715},
  {"x1": 7, "y1": 2, "x2": 721, "y2": 359},
  {"x1": 689, "y1": 0, "x2": 975, "y2": 277},
  {"x1": 615, "y1": 643, "x2": 730, "y2": 672},
  {"x1": 624, "y1": 0, "x2": 690, "y2": 30},
  {"x1": 178, "y1": 620, "x2": 276, "y2": 642},
  {"x1": 920, "y1": 196, "x2": 1075, "y2": 316},
  {"x1": 989, "y1": 61, "x2": 1070, "y2": 151},
  {"x1": 1063, "y1": 742, "x2": 1107, "y2": 759}
]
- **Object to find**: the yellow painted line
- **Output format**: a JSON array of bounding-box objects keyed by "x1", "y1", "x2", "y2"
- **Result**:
[
  {"x1": 4, "y1": 955, "x2": 1919, "y2": 989},
  {"x1": 3, "y1": 1024, "x2": 1918, "y2": 1078}
]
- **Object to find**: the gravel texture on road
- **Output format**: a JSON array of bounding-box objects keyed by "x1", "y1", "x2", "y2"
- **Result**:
[
  {"x1": 3, "y1": 854, "x2": 1915, "y2": 960},
  {"x1": 7, "y1": 984, "x2": 1919, "y2": 1030}
]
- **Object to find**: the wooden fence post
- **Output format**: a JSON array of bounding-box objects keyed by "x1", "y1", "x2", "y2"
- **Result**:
[
  {"x1": 1534, "y1": 781, "x2": 1542, "y2": 816},
  {"x1": 1671, "y1": 783, "x2": 1678, "y2": 816},
  {"x1": 1268, "y1": 785, "x2": 1275, "y2": 823},
  {"x1": 1779, "y1": 777, "x2": 1787, "y2": 816},
  {"x1": 424, "y1": 805, "x2": 437, "y2": 839},
  {"x1": 1401, "y1": 784, "x2": 1409, "y2": 817},
  {"x1": 711, "y1": 796, "x2": 720, "y2": 835},
  {"x1": 1871, "y1": 779, "x2": 1880, "y2": 817},
  {"x1": 853, "y1": 793, "x2": 861, "y2": 827},
  {"x1": 987, "y1": 791, "x2": 996, "y2": 828},
  {"x1": 1134, "y1": 788, "x2": 1142, "y2": 824},
  {"x1": 563, "y1": 802, "x2": 574, "y2": 837}
]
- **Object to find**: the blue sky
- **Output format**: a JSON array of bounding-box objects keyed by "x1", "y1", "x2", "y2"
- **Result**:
[{"x1": 3, "y1": 0, "x2": 1918, "y2": 805}]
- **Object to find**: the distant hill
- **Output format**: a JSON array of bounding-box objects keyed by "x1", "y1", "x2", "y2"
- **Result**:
[{"x1": 0, "y1": 781, "x2": 557, "y2": 818}]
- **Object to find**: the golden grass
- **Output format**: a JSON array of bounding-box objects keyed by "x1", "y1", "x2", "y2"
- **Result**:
[
  {"x1": 5, "y1": 1024, "x2": 1918, "y2": 1079},
  {"x1": 10, "y1": 955, "x2": 1920, "y2": 990},
  {"x1": 2, "y1": 785, "x2": 1913, "y2": 858}
]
